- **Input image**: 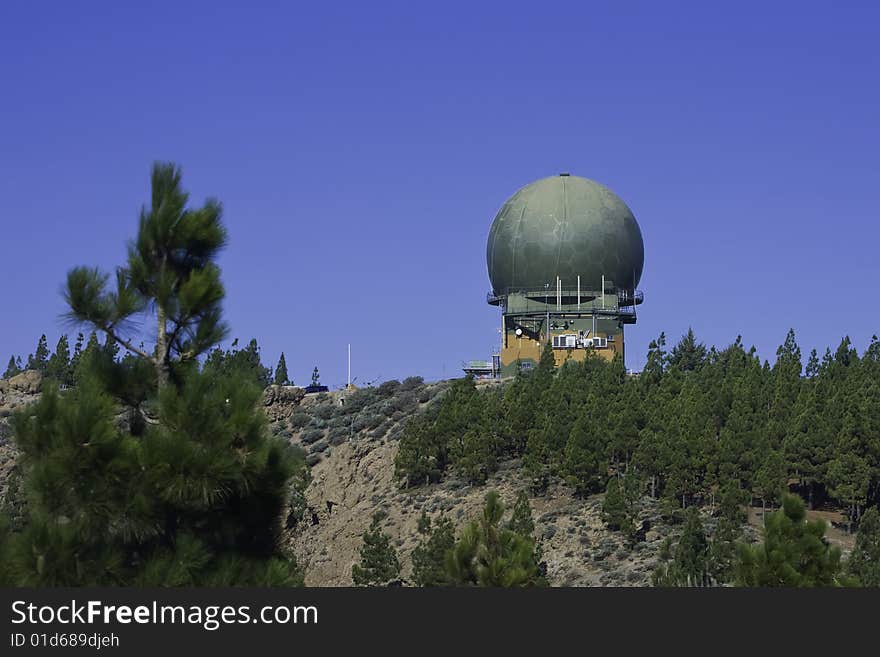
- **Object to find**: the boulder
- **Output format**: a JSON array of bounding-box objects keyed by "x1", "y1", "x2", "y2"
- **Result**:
[{"x1": 0, "y1": 370, "x2": 42, "y2": 395}]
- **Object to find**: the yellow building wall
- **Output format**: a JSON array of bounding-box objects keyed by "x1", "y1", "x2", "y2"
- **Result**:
[{"x1": 500, "y1": 331, "x2": 622, "y2": 371}]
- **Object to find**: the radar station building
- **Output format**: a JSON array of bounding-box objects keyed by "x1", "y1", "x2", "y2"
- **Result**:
[{"x1": 484, "y1": 174, "x2": 645, "y2": 378}]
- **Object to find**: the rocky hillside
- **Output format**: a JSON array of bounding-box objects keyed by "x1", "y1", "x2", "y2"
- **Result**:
[
  {"x1": 0, "y1": 371, "x2": 41, "y2": 505},
  {"x1": 266, "y1": 379, "x2": 692, "y2": 586},
  {"x1": 1, "y1": 372, "x2": 752, "y2": 586}
]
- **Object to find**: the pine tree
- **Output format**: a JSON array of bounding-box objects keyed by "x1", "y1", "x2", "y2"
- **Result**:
[
  {"x1": 563, "y1": 415, "x2": 604, "y2": 496},
  {"x1": 274, "y1": 352, "x2": 290, "y2": 386},
  {"x1": 753, "y1": 449, "x2": 787, "y2": 524},
  {"x1": 826, "y1": 451, "x2": 870, "y2": 533},
  {"x1": 507, "y1": 490, "x2": 536, "y2": 539},
  {"x1": 411, "y1": 512, "x2": 455, "y2": 587},
  {"x1": 3, "y1": 356, "x2": 21, "y2": 379},
  {"x1": 735, "y1": 494, "x2": 850, "y2": 587},
  {"x1": 64, "y1": 162, "x2": 228, "y2": 392},
  {"x1": 311, "y1": 366, "x2": 320, "y2": 387},
  {"x1": 668, "y1": 328, "x2": 707, "y2": 372},
  {"x1": 507, "y1": 490, "x2": 543, "y2": 565},
  {"x1": 73, "y1": 332, "x2": 101, "y2": 384},
  {"x1": 709, "y1": 515, "x2": 741, "y2": 584},
  {"x1": 450, "y1": 429, "x2": 496, "y2": 484},
  {"x1": 652, "y1": 508, "x2": 712, "y2": 586},
  {"x1": 203, "y1": 339, "x2": 272, "y2": 388},
  {"x1": 394, "y1": 414, "x2": 444, "y2": 486},
  {"x1": 847, "y1": 507, "x2": 880, "y2": 586},
  {"x1": 445, "y1": 490, "x2": 545, "y2": 587},
  {"x1": 352, "y1": 512, "x2": 401, "y2": 586},
  {"x1": 602, "y1": 474, "x2": 640, "y2": 539},
  {"x1": 26, "y1": 335, "x2": 50, "y2": 373},
  {"x1": 642, "y1": 332, "x2": 667, "y2": 385},
  {"x1": 3, "y1": 162, "x2": 303, "y2": 586},
  {"x1": 804, "y1": 348, "x2": 819, "y2": 378},
  {"x1": 45, "y1": 335, "x2": 71, "y2": 385},
  {"x1": 69, "y1": 333, "x2": 85, "y2": 375}
]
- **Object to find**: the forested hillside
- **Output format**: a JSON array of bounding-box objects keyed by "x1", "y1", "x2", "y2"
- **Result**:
[{"x1": 396, "y1": 330, "x2": 880, "y2": 527}]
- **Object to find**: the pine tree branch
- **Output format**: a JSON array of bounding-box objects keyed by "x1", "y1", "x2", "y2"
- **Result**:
[{"x1": 102, "y1": 324, "x2": 155, "y2": 362}]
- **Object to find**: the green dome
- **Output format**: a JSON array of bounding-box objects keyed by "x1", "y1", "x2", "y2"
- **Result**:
[{"x1": 486, "y1": 174, "x2": 644, "y2": 295}]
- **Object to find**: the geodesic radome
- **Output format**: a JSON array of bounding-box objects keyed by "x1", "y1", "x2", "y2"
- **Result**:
[{"x1": 486, "y1": 174, "x2": 644, "y2": 295}]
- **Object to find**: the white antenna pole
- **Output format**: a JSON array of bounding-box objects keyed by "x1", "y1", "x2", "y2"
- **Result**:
[
  {"x1": 577, "y1": 275, "x2": 581, "y2": 310},
  {"x1": 601, "y1": 274, "x2": 606, "y2": 310},
  {"x1": 557, "y1": 276, "x2": 561, "y2": 310},
  {"x1": 347, "y1": 343, "x2": 351, "y2": 387}
]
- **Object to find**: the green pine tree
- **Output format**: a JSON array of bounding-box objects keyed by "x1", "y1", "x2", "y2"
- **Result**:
[
  {"x1": 668, "y1": 328, "x2": 707, "y2": 372},
  {"x1": 274, "y1": 352, "x2": 290, "y2": 385},
  {"x1": 2, "y1": 162, "x2": 303, "y2": 586},
  {"x1": 652, "y1": 507, "x2": 712, "y2": 586},
  {"x1": 602, "y1": 474, "x2": 640, "y2": 539},
  {"x1": 352, "y1": 512, "x2": 401, "y2": 586},
  {"x1": 68, "y1": 333, "x2": 85, "y2": 375},
  {"x1": 64, "y1": 162, "x2": 228, "y2": 392},
  {"x1": 3, "y1": 356, "x2": 22, "y2": 379},
  {"x1": 26, "y1": 335, "x2": 50, "y2": 373},
  {"x1": 411, "y1": 512, "x2": 455, "y2": 587},
  {"x1": 563, "y1": 415, "x2": 604, "y2": 496},
  {"x1": 507, "y1": 490, "x2": 536, "y2": 539},
  {"x1": 311, "y1": 366, "x2": 320, "y2": 387},
  {"x1": 45, "y1": 335, "x2": 71, "y2": 385},
  {"x1": 847, "y1": 507, "x2": 880, "y2": 586},
  {"x1": 735, "y1": 494, "x2": 851, "y2": 587},
  {"x1": 753, "y1": 449, "x2": 787, "y2": 524},
  {"x1": 445, "y1": 490, "x2": 545, "y2": 587},
  {"x1": 203, "y1": 339, "x2": 272, "y2": 388}
]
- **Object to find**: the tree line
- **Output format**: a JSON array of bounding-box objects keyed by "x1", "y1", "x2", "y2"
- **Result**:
[
  {"x1": 4, "y1": 333, "x2": 303, "y2": 391},
  {"x1": 392, "y1": 327, "x2": 880, "y2": 585},
  {"x1": 396, "y1": 329, "x2": 880, "y2": 525}
]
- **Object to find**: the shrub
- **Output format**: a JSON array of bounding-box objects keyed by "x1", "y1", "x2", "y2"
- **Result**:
[
  {"x1": 290, "y1": 412, "x2": 311, "y2": 428},
  {"x1": 329, "y1": 427, "x2": 349, "y2": 446},
  {"x1": 300, "y1": 429, "x2": 324, "y2": 445},
  {"x1": 378, "y1": 380, "x2": 401, "y2": 398},
  {"x1": 400, "y1": 376, "x2": 424, "y2": 392},
  {"x1": 313, "y1": 404, "x2": 337, "y2": 421}
]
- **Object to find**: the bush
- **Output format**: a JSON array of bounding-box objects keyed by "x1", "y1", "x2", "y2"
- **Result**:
[
  {"x1": 290, "y1": 412, "x2": 311, "y2": 428},
  {"x1": 400, "y1": 376, "x2": 424, "y2": 392},
  {"x1": 313, "y1": 404, "x2": 337, "y2": 421},
  {"x1": 370, "y1": 421, "x2": 392, "y2": 440},
  {"x1": 329, "y1": 427, "x2": 349, "y2": 446},
  {"x1": 300, "y1": 429, "x2": 324, "y2": 445},
  {"x1": 378, "y1": 380, "x2": 401, "y2": 398},
  {"x1": 385, "y1": 392, "x2": 418, "y2": 415},
  {"x1": 342, "y1": 388, "x2": 379, "y2": 414},
  {"x1": 309, "y1": 439, "x2": 329, "y2": 454}
]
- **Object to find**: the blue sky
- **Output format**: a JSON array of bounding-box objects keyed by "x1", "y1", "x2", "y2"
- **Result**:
[{"x1": 1, "y1": 1, "x2": 878, "y2": 387}]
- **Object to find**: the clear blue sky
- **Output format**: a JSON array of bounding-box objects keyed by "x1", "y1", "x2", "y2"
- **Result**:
[{"x1": 1, "y1": 1, "x2": 878, "y2": 388}]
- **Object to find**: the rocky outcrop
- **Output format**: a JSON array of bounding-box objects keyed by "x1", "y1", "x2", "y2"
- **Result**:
[
  {"x1": 262, "y1": 384, "x2": 306, "y2": 421},
  {"x1": 0, "y1": 372, "x2": 41, "y2": 507},
  {"x1": 0, "y1": 370, "x2": 42, "y2": 398}
]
